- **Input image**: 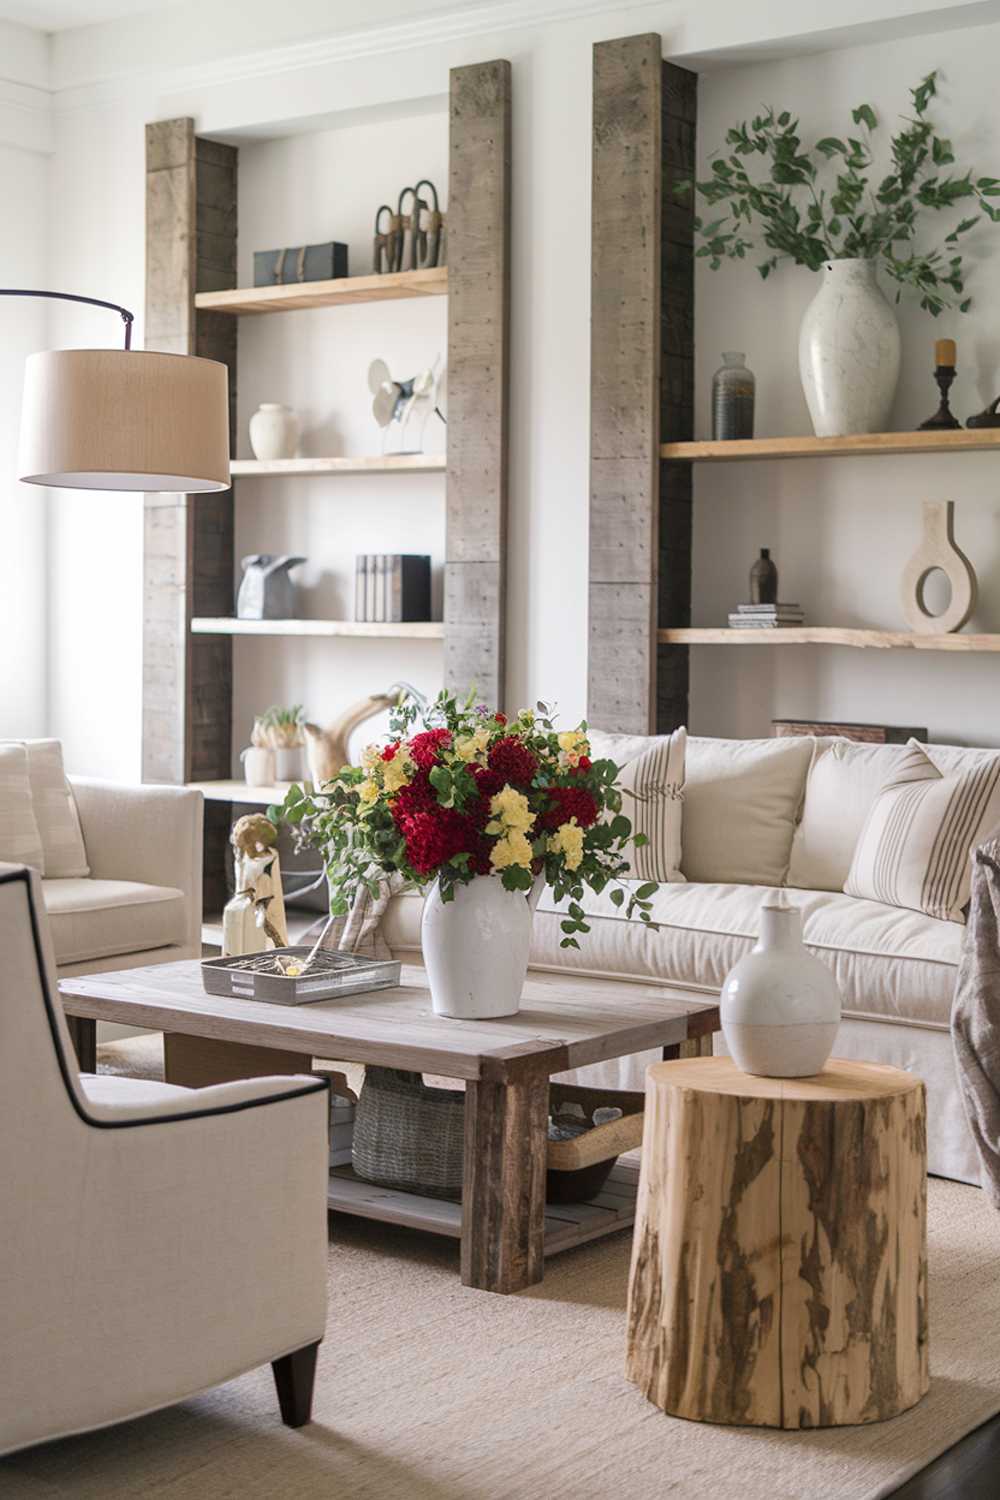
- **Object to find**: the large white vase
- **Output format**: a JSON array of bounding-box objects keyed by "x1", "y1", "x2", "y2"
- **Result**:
[
  {"x1": 421, "y1": 876, "x2": 536, "y2": 1019},
  {"x1": 721, "y1": 896, "x2": 841, "y2": 1077},
  {"x1": 798, "y1": 258, "x2": 900, "y2": 436}
]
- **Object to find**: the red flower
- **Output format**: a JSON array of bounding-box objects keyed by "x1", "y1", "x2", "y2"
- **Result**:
[
  {"x1": 488, "y1": 735, "x2": 538, "y2": 786},
  {"x1": 402, "y1": 808, "x2": 474, "y2": 875},
  {"x1": 575, "y1": 755, "x2": 592, "y2": 772},
  {"x1": 468, "y1": 763, "x2": 504, "y2": 802},
  {"x1": 381, "y1": 741, "x2": 400, "y2": 762},
  {"x1": 494, "y1": 712, "x2": 507, "y2": 725},
  {"x1": 391, "y1": 770, "x2": 437, "y2": 825},
  {"x1": 409, "y1": 728, "x2": 452, "y2": 770},
  {"x1": 539, "y1": 785, "x2": 599, "y2": 831}
]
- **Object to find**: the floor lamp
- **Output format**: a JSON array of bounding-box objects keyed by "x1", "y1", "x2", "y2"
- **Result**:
[{"x1": 3, "y1": 288, "x2": 229, "y2": 492}]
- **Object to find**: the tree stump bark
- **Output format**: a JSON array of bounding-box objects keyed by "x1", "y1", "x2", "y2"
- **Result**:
[{"x1": 626, "y1": 1057, "x2": 928, "y2": 1429}]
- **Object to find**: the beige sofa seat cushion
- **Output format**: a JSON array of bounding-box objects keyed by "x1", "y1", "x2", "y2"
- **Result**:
[
  {"x1": 682, "y1": 735, "x2": 813, "y2": 886},
  {"x1": 532, "y1": 879, "x2": 962, "y2": 1029},
  {"x1": 42, "y1": 878, "x2": 187, "y2": 966}
]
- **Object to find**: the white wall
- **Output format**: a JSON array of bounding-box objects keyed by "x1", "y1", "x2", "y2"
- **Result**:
[
  {"x1": 692, "y1": 26, "x2": 1000, "y2": 746},
  {"x1": 32, "y1": 0, "x2": 1000, "y2": 777},
  {"x1": 0, "y1": 23, "x2": 50, "y2": 741}
]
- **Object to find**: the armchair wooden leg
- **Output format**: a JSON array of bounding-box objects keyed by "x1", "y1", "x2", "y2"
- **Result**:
[{"x1": 271, "y1": 1341, "x2": 320, "y2": 1428}]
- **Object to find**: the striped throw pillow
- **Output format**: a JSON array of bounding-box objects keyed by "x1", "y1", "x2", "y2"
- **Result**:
[
  {"x1": 844, "y1": 741, "x2": 1000, "y2": 923},
  {"x1": 0, "y1": 743, "x2": 45, "y2": 873},
  {"x1": 616, "y1": 727, "x2": 686, "y2": 884}
]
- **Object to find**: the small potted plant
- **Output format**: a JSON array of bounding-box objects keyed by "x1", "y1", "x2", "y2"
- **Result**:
[
  {"x1": 260, "y1": 704, "x2": 306, "y2": 782},
  {"x1": 271, "y1": 692, "x2": 658, "y2": 1019},
  {"x1": 683, "y1": 72, "x2": 1000, "y2": 435}
]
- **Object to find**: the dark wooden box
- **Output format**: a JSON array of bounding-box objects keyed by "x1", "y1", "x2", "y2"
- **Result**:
[
  {"x1": 253, "y1": 241, "x2": 348, "y2": 286},
  {"x1": 772, "y1": 720, "x2": 928, "y2": 744}
]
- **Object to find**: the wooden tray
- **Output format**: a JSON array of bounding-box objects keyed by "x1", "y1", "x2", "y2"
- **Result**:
[{"x1": 547, "y1": 1083, "x2": 645, "y2": 1169}]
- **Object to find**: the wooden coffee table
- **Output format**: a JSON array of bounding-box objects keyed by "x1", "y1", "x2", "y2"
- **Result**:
[{"x1": 60, "y1": 961, "x2": 720, "y2": 1294}]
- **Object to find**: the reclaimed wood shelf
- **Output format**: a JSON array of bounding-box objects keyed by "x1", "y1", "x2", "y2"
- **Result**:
[
  {"x1": 658, "y1": 627, "x2": 1000, "y2": 651},
  {"x1": 660, "y1": 429, "x2": 1000, "y2": 462},
  {"x1": 194, "y1": 266, "x2": 448, "y2": 316},
  {"x1": 230, "y1": 454, "x2": 446, "y2": 477},
  {"x1": 327, "y1": 1157, "x2": 641, "y2": 1256},
  {"x1": 187, "y1": 779, "x2": 293, "y2": 805},
  {"x1": 191, "y1": 617, "x2": 444, "y2": 639}
]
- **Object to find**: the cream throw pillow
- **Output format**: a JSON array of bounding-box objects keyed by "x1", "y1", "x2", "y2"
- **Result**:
[
  {"x1": 844, "y1": 741, "x2": 1000, "y2": 923},
  {"x1": 615, "y1": 727, "x2": 686, "y2": 883},
  {"x1": 788, "y1": 738, "x2": 910, "y2": 892},
  {"x1": 25, "y1": 740, "x2": 90, "y2": 877},
  {"x1": 0, "y1": 743, "x2": 45, "y2": 872}
]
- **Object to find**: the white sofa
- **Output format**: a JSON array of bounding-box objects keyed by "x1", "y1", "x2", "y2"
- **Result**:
[{"x1": 381, "y1": 732, "x2": 986, "y2": 1185}]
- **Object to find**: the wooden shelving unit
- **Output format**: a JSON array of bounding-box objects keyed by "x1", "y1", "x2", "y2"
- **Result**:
[
  {"x1": 230, "y1": 454, "x2": 446, "y2": 477},
  {"x1": 191, "y1": 617, "x2": 444, "y2": 639},
  {"x1": 194, "y1": 266, "x2": 447, "y2": 315},
  {"x1": 659, "y1": 627, "x2": 1000, "y2": 652},
  {"x1": 661, "y1": 430, "x2": 1000, "y2": 462},
  {"x1": 188, "y1": 780, "x2": 293, "y2": 805}
]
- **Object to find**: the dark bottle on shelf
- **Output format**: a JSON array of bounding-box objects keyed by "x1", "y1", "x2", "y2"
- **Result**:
[
  {"x1": 712, "y1": 351, "x2": 755, "y2": 440},
  {"x1": 750, "y1": 548, "x2": 778, "y2": 605}
]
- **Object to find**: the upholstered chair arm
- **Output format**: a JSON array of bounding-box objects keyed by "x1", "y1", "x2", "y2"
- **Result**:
[
  {"x1": 80, "y1": 1072, "x2": 325, "y2": 1123},
  {"x1": 69, "y1": 778, "x2": 203, "y2": 953}
]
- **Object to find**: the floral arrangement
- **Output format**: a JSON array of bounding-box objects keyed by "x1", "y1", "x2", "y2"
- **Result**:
[
  {"x1": 683, "y1": 72, "x2": 1000, "y2": 314},
  {"x1": 271, "y1": 691, "x2": 657, "y2": 949}
]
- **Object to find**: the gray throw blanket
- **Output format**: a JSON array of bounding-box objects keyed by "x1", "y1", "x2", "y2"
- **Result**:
[{"x1": 952, "y1": 837, "x2": 1000, "y2": 1205}]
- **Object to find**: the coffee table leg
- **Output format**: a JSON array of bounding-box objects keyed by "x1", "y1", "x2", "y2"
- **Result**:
[
  {"x1": 462, "y1": 1075, "x2": 548, "y2": 1294},
  {"x1": 66, "y1": 1016, "x2": 97, "y2": 1072}
]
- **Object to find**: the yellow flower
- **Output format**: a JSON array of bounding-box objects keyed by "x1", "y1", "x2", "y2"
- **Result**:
[
  {"x1": 357, "y1": 778, "x2": 379, "y2": 806},
  {"x1": 486, "y1": 784, "x2": 536, "y2": 835},
  {"x1": 382, "y1": 747, "x2": 413, "y2": 794},
  {"x1": 548, "y1": 818, "x2": 584, "y2": 871},
  {"x1": 557, "y1": 729, "x2": 588, "y2": 755},
  {"x1": 361, "y1": 744, "x2": 382, "y2": 771},
  {"x1": 490, "y1": 830, "x2": 534, "y2": 871},
  {"x1": 455, "y1": 729, "x2": 490, "y2": 763}
]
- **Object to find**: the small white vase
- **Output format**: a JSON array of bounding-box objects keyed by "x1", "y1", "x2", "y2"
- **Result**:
[
  {"x1": 721, "y1": 896, "x2": 841, "y2": 1078},
  {"x1": 240, "y1": 746, "x2": 275, "y2": 787},
  {"x1": 248, "y1": 403, "x2": 300, "y2": 461},
  {"x1": 798, "y1": 259, "x2": 901, "y2": 436},
  {"x1": 274, "y1": 746, "x2": 304, "y2": 782},
  {"x1": 421, "y1": 876, "x2": 537, "y2": 1019}
]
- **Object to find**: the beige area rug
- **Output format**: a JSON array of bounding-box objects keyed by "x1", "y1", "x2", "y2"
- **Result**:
[{"x1": 6, "y1": 1048, "x2": 997, "y2": 1500}]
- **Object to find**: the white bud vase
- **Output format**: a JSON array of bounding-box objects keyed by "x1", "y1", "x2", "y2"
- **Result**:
[
  {"x1": 721, "y1": 895, "x2": 841, "y2": 1077},
  {"x1": 798, "y1": 258, "x2": 900, "y2": 436},
  {"x1": 421, "y1": 876, "x2": 541, "y2": 1019},
  {"x1": 249, "y1": 403, "x2": 300, "y2": 461}
]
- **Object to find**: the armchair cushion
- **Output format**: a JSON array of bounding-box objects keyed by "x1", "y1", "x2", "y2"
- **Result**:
[
  {"x1": 42, "y1": 877, "x2": 187, "y2": 965},
  {"x1": 0, "y1": 743, "x2": 44, "y2": 873}
]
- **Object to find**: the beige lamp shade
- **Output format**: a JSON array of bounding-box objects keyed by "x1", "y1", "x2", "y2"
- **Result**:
[{"x1": 18, "y1": 348, "x2": 230, "y2": 492}]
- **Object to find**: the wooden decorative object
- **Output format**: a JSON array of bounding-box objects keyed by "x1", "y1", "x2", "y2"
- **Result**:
[
  {"x1": 772, "y1": 719, "x2": 928, "y2": 743},
  {"x1": 303, "y1": 692, "x2": 396, "y2": 784},
  {"x1": 901, "y1": 499, "x2": 977, "y2": 635},
  {"x1": 588, "y1": 37, "x2": 696, "y2": 735},
  {"x1": 626, "y1": 1057, "x2": 928, "y2": 1429},
  {"x1": 445, "y1": 60, "x2": 511, "y2": 708}
]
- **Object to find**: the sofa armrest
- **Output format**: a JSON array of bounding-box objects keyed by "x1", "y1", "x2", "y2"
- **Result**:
[{"x1": 69, "y1": 779, "x2": 203, "y2": 955}]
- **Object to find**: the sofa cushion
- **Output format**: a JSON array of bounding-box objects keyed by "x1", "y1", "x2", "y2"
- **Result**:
[
  {"x1": 0, "y1": 743, "x2": 44, "y2": 873},
  {"x1": 615, "y1": 728, "x2": 686, "y2": 883},
  {"x1": 789, "y1": 738, "x2": 910, "y2": 891},
  {"x1": 24, "y1": 740, "x2": 89, "y2": 878},
  {"x1": 681, "y1": 735, "x2": 813, "y2": 886},
  {"x1": 845, "y1": 742, "x2": 1000, "y2": 923},
  {"x1": 42, "y1": 878, "x2": 187, "y2": 966},
  {"x1": 533, "y1": 879, "x2": 962, "y2": 1030}
]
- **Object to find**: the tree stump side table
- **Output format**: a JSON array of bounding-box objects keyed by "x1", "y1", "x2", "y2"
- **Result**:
[{"x1": 625, "y1": 1057, "x2": 929, "y2": 1429}]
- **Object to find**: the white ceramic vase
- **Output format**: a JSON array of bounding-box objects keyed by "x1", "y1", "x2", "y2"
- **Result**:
[
  {"x1": 421, "y1": 876, "x2": 538, "y2": 1019},
  {"x1": 798, "y1": 258, "x2": 901, "y2": 436},
  {"x1": 248, "y1": 403, "x2": 300, "y2": 461},
  {"x1": 274, "y1": 746, "x2": 304, "y2": 782},
  {"x1": 240, "y1": 746, "x2": 275, "y2": 787},
  {"x1": 721, "y1": 895, "x2": 841, "y2": 1077}
]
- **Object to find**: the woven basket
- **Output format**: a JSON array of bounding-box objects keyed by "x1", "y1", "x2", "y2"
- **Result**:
[{"x1": 352, "y1": 1068, "x2": 465, "y2": 1201}]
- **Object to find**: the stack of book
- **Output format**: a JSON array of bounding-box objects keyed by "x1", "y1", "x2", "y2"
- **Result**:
[
  {"x1": 355, "y1": 553, "x2": 431, "y2": 623},
  {"x1": 329, "y1": 1092, "x2": 356, "y2": 1169},
  {"x1": 727, "y1": 602, "x2": 805, "y2": 629}
]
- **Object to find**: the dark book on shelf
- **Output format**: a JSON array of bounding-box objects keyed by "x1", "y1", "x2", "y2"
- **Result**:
[{"x1": 354, "y1": 554, "x2": 432, "y2": 622}]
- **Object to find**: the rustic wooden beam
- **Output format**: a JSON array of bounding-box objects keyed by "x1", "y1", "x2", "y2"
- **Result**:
[
  {"x1": 462, "y1": 1073, "x2": 549, "y2": 1293},
  {"x1": 445, "y1": 59, "x2": 511, "y2": 709}
]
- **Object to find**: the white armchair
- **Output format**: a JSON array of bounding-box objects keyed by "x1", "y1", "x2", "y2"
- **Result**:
[{"x1": 0, "y1": 863, "x2": 330, "y2": 1458}]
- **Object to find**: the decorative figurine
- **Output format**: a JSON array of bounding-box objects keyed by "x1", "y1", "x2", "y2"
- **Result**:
[
  {"x1": 222, "y1": 815, "x2": 288, "y2": 957},
  {"x1": 967, "y1": 396, "x2": 1000, "y2": 428},
  {"x1": 900, "y1": 500, "x2": 977, "y2": 635},
  {"x1": 236, "y1": 554, "x2": 305, "y2": 620},
  {"x1": 918, "y1": 339, "x2": 961, "y2": 430},
  {"x1": 368, "y1": 356, "x2": 446, "y2": 453}
]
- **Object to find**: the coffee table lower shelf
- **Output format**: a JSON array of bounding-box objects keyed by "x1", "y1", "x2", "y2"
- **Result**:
[{"x1": 328, "y1": 1157, "x2": 640, "y2": 1256}]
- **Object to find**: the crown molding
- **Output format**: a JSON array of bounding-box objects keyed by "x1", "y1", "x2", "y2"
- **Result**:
[
  {"x1": 0, "y1": 78, "x2": 53, "y2": 154},
  {"x1": 52, "y1": 0, "x2": 655, "y2": 116}
]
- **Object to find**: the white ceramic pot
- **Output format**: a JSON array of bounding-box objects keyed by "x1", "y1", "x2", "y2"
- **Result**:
[
  {"x1": 248, "y1": 403, "x2": 300, "y2": 461},
  {"x1": 421, "y1": 876, "x2": 537, "y2": 1019},
  {"x1": 274, "y1": 746, "x2": 304, "y2": 782},
  {"x1": 721, "y1": 896, "x2": 841, "y2": 1078},
  {"x1": 241, "y1": 746, "x2": 275, "y2": 786},
  {"x1": 798, "y1": 258, "x2": 901, "y2": 436}
]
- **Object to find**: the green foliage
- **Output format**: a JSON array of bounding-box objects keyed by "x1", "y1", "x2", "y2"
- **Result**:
[{"x1": 682, "y1": 73, "x2": 997, "y2": 315}]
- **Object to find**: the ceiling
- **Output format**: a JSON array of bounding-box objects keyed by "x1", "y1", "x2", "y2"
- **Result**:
[{"x1": 0, "y1": 0, "x2": 170, "y2": 29}]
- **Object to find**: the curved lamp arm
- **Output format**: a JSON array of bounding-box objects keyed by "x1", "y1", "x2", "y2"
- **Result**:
[{"x1": 0, "y1": 288, "x2": 134, "y2": 348}]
